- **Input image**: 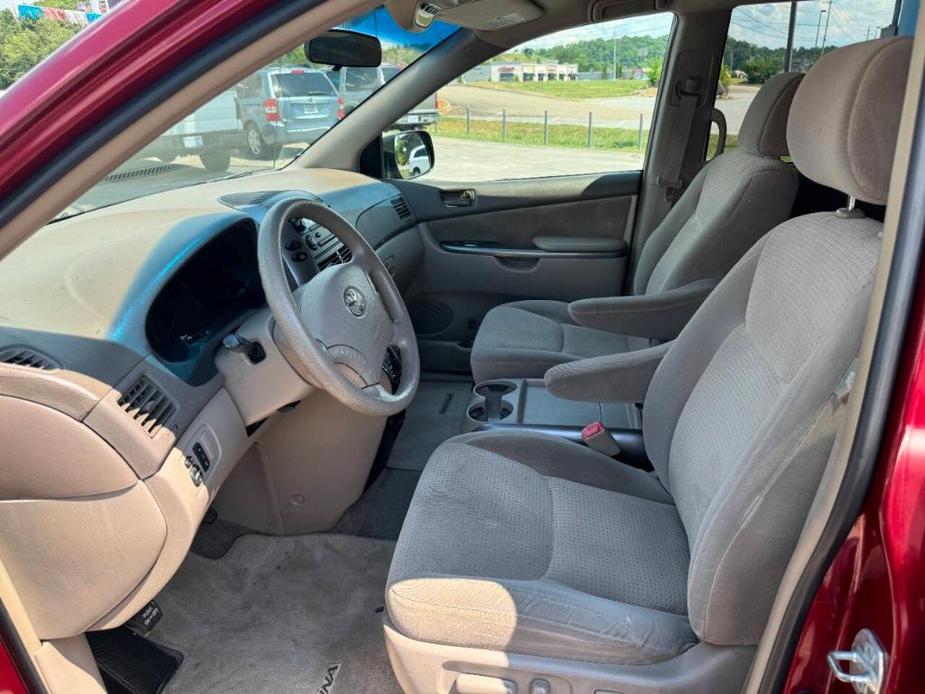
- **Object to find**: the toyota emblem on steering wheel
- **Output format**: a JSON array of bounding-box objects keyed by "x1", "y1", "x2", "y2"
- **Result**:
[{"x1": 343, "y1": 286, "x2": 367, "y2": 317}]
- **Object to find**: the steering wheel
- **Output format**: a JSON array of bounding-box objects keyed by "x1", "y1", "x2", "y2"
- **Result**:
[{"x1": 257, "y1": 198, "x2": 419, "y2": 417}]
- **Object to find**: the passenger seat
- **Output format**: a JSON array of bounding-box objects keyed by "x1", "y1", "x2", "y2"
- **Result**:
[{"x1": 470, "y1": 72, "x2": 804, "y2": 383}]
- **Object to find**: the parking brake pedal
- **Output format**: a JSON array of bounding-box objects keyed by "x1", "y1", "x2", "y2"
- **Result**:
[{"x1": 126, "y1": 600, "x2": 163, "y2": 637}]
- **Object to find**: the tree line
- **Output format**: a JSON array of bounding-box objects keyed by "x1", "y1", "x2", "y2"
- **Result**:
[
  {"x1": 1, "y1": 13, "x2": 837, "y2": 92},
  {"x1": 494, "y1": 34, "x2": 834, "y2": 84}
]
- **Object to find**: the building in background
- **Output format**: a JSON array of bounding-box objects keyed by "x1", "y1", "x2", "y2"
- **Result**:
[{"x1": 462, "y1": 62, "x2": 578, "y2": 83}]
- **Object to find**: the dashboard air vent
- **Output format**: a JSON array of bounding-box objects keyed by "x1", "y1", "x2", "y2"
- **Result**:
[
  {"x1": 218, "y1": 191, "x2": 284, "y2": 209},
  {"x1": 118, "y1": 376, "x2": 176, "y2": 436},
  {"x1": 390, "y1": 195, "x2": 412, "y2": 220},
  {"x1": 0, "y1": 347, "x2": 59, "y2": 371},
  {"x1": 318, "y1": 244, "x2": 353, "y2": 271}
]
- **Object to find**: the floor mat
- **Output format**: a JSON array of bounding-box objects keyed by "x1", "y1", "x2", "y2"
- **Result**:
[
  {"x1": 152, "y1": 534, "x2": 400, "y2": 694},
  {"x1": 331, "y1": 468, "x2": 421, "y2": 540},
  {"x1": 387, "y1": 380, "x2": 472, "y2": 471},
  {"x1": 87, "y1": 627, "x2": 182, "y2": 694}
]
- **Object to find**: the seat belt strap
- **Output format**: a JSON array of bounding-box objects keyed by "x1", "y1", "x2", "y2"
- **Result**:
[{"x1": 658, "y1": 89, "x2": 700, "y2": 205}]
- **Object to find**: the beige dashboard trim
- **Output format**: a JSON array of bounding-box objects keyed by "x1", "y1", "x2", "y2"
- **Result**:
[
  {"x1": 92, "y1": 388, "x2": 248, "y2": 630},
  {"x1": 215, "y1": 307, "x2": 314, "y2": 425}
]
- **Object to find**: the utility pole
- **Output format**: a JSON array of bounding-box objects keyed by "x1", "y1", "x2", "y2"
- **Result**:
[
  {"x1": 814, "y1": 8, "x2": 827, "y2": 51},
  {"x1": 820, "y1": 0, "x2": 833, "y2": 57},
  {"x1": 784, "y1": 0, "x2": 797, "y2": 71},
  {"x1": 612, "y1": 32, "x2": 617, "y2": 80}
]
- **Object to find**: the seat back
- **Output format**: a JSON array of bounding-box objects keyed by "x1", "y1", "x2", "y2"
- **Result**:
[
  {"x1": 632, "y1": 73, "x2": 804, "y2": 297},
  {"x1": 641, "y1": 36, "x2": 912, "y2": 646}
]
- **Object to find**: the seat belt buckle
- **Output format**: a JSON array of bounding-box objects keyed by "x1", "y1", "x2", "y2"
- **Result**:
[{"x1": 581, "y1": 421, "x2": 621, "y2": 457}]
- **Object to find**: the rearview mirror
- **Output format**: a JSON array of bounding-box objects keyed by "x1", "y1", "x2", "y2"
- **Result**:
[
  {"x1": 382, "y1": 130, "x2": 434, "y2": 180},
  {"x1": 305, "y1": 30, "x2": 381, "y2": 68}
]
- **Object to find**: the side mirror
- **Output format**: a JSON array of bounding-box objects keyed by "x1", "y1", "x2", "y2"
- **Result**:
[
  {"x1": 382, "y1": 130, "x2": 434, "y2": 180},
  {"x1": 305, "y1": 29, "x2": 381, "y2": 68}
]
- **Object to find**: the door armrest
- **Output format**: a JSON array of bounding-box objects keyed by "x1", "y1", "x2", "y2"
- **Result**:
[
  {"x1": 545, "y1": 341, "x2": 672, "y2": 403},
  {"x1": 568, "y1": 279, "x2": 716, "y2": 340},
  {"x1": 533, "y1": 236, "x2": 628, "y2": 254}
]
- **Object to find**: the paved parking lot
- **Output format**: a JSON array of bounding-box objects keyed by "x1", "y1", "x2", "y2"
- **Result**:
[
  {"x1": 67, "y1": 137, "x2": 642, "y2": 214},
  {"x1": 425, "y1": 136, "x2": 642, "y2": 181}
]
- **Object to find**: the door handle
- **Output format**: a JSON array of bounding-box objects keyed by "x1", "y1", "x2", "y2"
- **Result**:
[{"x1": 440, "y1": 189, "x2": 476, "y2": 207}]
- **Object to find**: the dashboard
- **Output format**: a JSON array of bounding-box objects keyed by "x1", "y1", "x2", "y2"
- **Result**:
[
  {"x1": 124, "y1": 178, "x2": 419, "y2": 386},
  {"x1": 0, "y1": 168, "x2": 425, "y2": 641},
  {"x1": 145, "y1": 221, "x2": 264, "y2": 384}
]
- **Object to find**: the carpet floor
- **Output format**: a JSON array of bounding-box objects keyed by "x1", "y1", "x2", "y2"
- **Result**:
[
  {"x1": 152, "y1": 533, "x2": 401, "y2": 694},
  {"x1": 331, "y1": 468, "x2": 421, "y2": 541}
]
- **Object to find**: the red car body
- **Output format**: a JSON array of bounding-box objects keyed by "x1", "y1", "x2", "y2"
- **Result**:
[
  {"x1": 783, "y1": 285, "x2": 925, "y2": 692},
  {"x1": 0, "y1": 2, "x2": 922, "y2": 692}
]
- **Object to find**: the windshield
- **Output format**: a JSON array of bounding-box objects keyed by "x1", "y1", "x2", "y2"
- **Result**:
[{"x1": 0, "y1": 6, "x2": 456, "y2": 220}]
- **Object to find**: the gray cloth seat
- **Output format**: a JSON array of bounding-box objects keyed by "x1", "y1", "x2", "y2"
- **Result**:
[
  {"x1": 388, "y1": 36, "x2": 911, "y2": 681},
  {"x1": 470, "y1": 299, "x2": 645, "y2": 380},
  {"x1": 387, "y1": 432, "x2": 696, "y2": 665},
  {"x1": 470, "y1": 72, "x2": 804, "y2": 383}
]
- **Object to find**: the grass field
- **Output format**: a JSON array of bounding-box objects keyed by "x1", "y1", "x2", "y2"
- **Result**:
[
  {"x1": 432, "y1": 116, "x2": 739, "y2": 155},
  {"x1": 432, "y1": 115, "x2": 648, "y2": 151},
  {"x1": 468, "y1": 79, "x2": 645, "y2": 99}
]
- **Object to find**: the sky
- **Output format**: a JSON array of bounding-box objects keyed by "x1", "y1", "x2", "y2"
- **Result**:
[
  {"x1": 730, "y1": 0, "x2": 897, "y2": 49},
  {"x1": 520, "y1": 0, "x2": 898, "y2": 50}
]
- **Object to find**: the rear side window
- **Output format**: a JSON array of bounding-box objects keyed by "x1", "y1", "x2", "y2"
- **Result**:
[
  {"x1": 271, "y1": 72, "x2": 335, "y2": 97},
  {"x1": 709, "y1": 0, "x2": 900, "y2": 158}
]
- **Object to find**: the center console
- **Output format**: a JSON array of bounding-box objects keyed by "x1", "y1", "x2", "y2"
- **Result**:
[{"x1": 462, "y1": 378, "x2": 648, "y2": 467}]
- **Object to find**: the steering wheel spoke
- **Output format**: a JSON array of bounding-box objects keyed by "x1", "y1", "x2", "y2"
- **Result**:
[{"x1": 258, "y1": 197, "x2": 419, "y2": 416}]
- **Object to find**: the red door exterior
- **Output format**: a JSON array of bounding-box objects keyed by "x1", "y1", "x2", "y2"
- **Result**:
[{"x1": 785, "y1": 288, "x2": 925, "y2": 692}]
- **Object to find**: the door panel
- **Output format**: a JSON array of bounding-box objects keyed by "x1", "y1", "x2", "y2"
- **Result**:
[
  {"x1": 428, "y1": 196, "x2": 632, "y2": 249},
  {"x1": 396, "y1": 171, "x2": 640, "y2": 373}
]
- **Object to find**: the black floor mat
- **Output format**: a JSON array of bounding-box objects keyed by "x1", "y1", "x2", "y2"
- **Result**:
[{"x1": 87, "y1": 627, "x2": 182, "y2": 694}]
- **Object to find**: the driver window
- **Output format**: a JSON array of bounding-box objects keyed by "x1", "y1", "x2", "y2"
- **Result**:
[{"x1": 394, "y1": 13, "x2": 675, "y2": 183}]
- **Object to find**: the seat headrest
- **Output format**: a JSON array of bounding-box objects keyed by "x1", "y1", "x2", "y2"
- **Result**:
[
  {"x1": 787, "y1": 36, "x2": 912, "y2": 205},
  {"x1": 737, "y1": 72, "x2": 804, "y2": 157}
]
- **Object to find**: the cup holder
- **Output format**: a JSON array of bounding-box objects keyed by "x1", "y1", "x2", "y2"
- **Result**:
[
  {"x1": 475, "y1": 381, "x2": 516, "y2": 398},
  {"x1": 468, "y1": 380, "x2": 516, "y2": 423},
  {"x1": 468, "y1": 401, "x2": 514, "y2": 423}
]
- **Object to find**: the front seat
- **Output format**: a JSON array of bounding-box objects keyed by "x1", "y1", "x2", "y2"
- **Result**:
[
  {"x1": 386, "y1": 37, "x2": 910, "y2": 694},
  {"x1": 469, "y1": 72, "x2": 804, "y2": 384}
]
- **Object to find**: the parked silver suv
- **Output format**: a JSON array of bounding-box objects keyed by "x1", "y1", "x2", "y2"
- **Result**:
[{"x1": 236, "y1": 67, "x2": 341, "y2": 159}]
